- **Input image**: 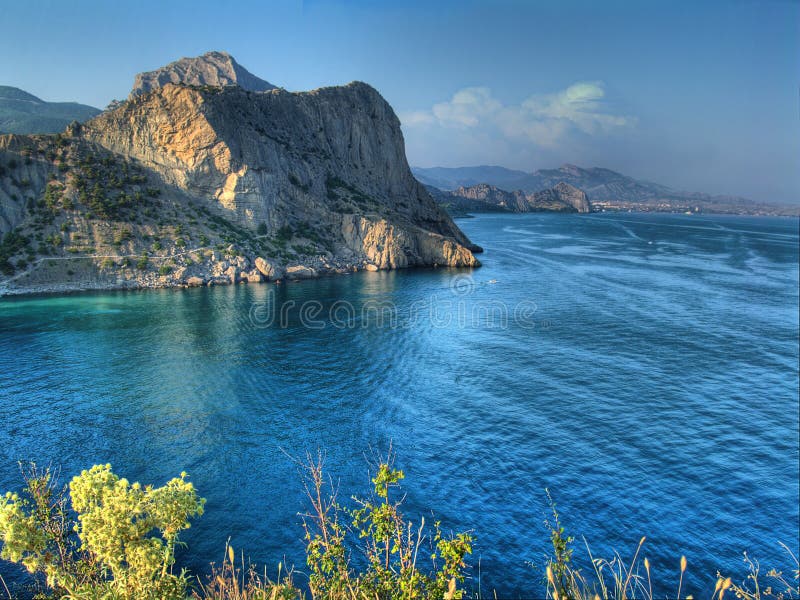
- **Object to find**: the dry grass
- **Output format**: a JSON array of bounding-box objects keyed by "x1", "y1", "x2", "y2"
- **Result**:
[
  {"x1": 192, "y1": 542, "x2": 299, "y2": 600},
  {"x1": 543, "y1": 532, "x2": 798, "y2": 600}
]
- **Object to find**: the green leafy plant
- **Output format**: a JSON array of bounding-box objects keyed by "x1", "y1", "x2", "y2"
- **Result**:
[
  {"x1": 0, "y1": 463, "x2": 205, "y2": 599},
  {"x1": 301, "y1": 450, "x2": 473, "y2": 600}
]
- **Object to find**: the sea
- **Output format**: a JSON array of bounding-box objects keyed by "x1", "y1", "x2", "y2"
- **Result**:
[{"x1": 1, "y1": 212, "x2": 798, "y2": 597}]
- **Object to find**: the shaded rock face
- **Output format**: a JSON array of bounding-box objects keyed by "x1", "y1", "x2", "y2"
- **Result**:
[
  {"x1": 130, "y1": 51, "x2": 277, "y2": 98},
  {"x1": 450, "y1": 182, "x2": 590, "y2": 213},
  {"x1": 452, "y1": 183, "x2": 524, "y2": 211},
  {"x1": 0, "y1": 136, "x2": 56, "y2": 232},
  {"x1": 530, "y1": 182, "x2": 590, "y2": 213}
]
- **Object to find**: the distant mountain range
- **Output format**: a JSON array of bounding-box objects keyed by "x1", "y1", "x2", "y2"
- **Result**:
[
  {"x1": 433, "y1": 182, "x2": 590, "y2": 216},
  {"x1": 413, "y1": 164, "x2": 799, "y2": 216},
  {"x1": 0, "y1": 86, "x2": 101, "y2": 134}
]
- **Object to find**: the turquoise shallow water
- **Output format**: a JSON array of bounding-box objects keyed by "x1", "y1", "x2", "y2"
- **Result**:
[{"x1": 0, "y1": 212, "x2": 798, "y2": 597}]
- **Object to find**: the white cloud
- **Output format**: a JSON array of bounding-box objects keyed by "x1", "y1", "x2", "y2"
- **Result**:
[
  {"x1": 399, "y1": 109, "x2": 435, "y2": 126},
  {"x1": 399, "y1": 81, "x2": 634, "y2": 148},
  {"x1": 430, "y1": 87, "x2": 501, "y2": 127}
]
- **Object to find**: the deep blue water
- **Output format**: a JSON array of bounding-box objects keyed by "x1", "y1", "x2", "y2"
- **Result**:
[{"x1": 0, "y1": 212, "x2": 798, "y2": 597}]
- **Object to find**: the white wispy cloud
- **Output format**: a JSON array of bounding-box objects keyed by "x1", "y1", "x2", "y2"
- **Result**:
[
  {"x1": 400, "y1": 81, "x2": 634, "y2": 147},
  {"x1": 431, "y1": 87, "x2": 501, "y2": 127}
]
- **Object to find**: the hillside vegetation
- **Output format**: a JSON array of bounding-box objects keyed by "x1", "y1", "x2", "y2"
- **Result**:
[{"x1": 0, "y1": 86, "x2": 100, "y2": 135}]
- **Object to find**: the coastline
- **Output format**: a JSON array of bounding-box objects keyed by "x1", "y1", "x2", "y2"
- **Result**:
[
  {"x1": 4, "y1": 210, "x2": 797, "y2": 299},
  {"x1": 0, "y1": 259, "x2": 479, "y2": 299}
]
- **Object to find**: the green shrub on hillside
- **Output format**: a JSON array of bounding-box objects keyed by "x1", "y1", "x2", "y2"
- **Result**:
[
  {"x1": 70, "y1": 152, "x2": 151, "y2": 219},
  {"x1": 0, "y1": 230, "x2": 32, "y2": 275},
  {"x1": 275, "y1": 224, "x2": 294, "y2": 245},
  {"x1": 298, "y1": 452, "x2": 473, "y2": 600},
  {"x1": 289, "y1": 173, "x2": 310, "y2": 193},
  {"x1": 114, "y1": 227, "x2": 132, "y2": 245}
]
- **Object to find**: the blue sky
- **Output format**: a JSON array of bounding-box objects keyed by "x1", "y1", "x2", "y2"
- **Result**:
[{"x1": 2, "y1": 0, "x2": 798, "y2": 203}]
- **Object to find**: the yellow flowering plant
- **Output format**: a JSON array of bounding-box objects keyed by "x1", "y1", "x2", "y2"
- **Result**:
[{"x1": 0, "y1": 462, "x2": 205, "y2": 599}]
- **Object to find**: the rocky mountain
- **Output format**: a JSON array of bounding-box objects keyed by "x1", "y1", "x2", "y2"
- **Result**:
[
  {"x1": 413, "y1": 163, "x2": 688, "y2": 201},
  {"x1": 0, "y1": 86, "x2": 100, "y2": 134},
  {"x1": 130, "y1": 51, "x2": 277, "y2": 98},
  {"x1": 0, "y1": 52, "x2": 480, "y2": 296},
  {"x1": 531, "y1": 182, "x2": 591, "y2": 212},
  {"x1": 414, "y1": 164, "x2": 798, "y2": 215},
  {"x1": 450, "y1": 181, "x2": 590, "y2": 213},
  {"x1": 511, "y1": 164, "x2": 673, "y2": 203},
  {"x1": 424, "y1": 184, "x2": 506, "y2": 217}
]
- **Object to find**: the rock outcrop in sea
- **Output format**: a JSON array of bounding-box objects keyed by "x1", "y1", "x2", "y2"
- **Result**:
[
  {"x1": 448, "y1": 182, "x2": 591, "y2": 213},
  {"x1": 0, "y1": 52, "x2": 480, "y2": 295}
]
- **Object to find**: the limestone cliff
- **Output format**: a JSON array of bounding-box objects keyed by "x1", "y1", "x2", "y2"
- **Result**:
[
  {"x1": 0, "y1": 53, "x2": 480, "y2": 295},
  {"x1": 530, "y1": 182, "x2": 590, "y2": 213},
  {"x1": 130, "y1": 51, "x2": 276, "y2": 98}
]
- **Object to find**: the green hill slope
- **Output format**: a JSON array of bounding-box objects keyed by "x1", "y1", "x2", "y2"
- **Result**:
[{"x1": 0, "y1": 86, "x2": 101, "y2": 134}]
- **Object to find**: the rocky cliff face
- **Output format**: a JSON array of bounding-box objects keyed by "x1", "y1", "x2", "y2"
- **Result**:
[
  {"x1": 0, "y1": 53, "x2": 479, "y2": 295},
  {"x1": 530, "y1": 182, "x2": 590, "y2": 212},
  {"x1": 84, "y1": 80, "x2": 479, "y2": 263},
  {"x1": 451, "y1": 184, "x2": 523, "y2": 211},
  {"x1": 450, "y1": 181, "x2": 590, "y2": 213},
  {"x1": 130, "y1": 51, "x2": 277, "y2": 98}
]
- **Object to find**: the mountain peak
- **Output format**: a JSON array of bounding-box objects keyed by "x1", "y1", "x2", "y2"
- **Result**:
[{"x1": 130, "y1": 50, "x2": 277, "y2": 98}]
